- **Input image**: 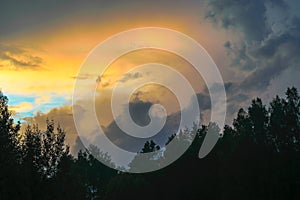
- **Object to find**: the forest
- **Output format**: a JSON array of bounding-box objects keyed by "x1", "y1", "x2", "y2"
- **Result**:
[{"x1": 1, "y1": 87, "x2": 300, "y2": 199}]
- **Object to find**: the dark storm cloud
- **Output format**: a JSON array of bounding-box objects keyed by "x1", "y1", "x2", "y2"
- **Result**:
[
  {"x1": 225, "y1": 41, "x2": 257, "y2": 71},
  {"x1": 89, "y1": 99, "x2": 180, "y2": 152},
  {"x1": 207, "y1": 0, "x2": 289, "y2": 42},
  {"x1": 0, "y1": 44, "x2": 44, "y2": 69},
  {"x1": 99, "y1": 92, "x2": 212, "y2": 153},
  {"x1": 240, "y1": 18, "x2": 300, "y2": 91},
  {"x1": 206, "y1": 0, "x2": 300, "y2": 92},
  {"x1": 128, "y1": 100, "x2": 152, "y2": 126},
  {"x1": 241, "y1": 39, "x2": 300, "y2": 91},
  {"x1": 196, "y1": 93, "x2": 211, "y2": 111},
  {"x1": 24, "y1": 91, "x2": 211, "y2": 154},
  {"x1": 224, "y1": 41, "x2": 231, "y2": 50},
  {"x1": 206, "y1": 0, "x2": 272, "y2": 42}
]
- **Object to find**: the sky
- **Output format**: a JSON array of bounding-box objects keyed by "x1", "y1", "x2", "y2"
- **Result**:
[{"x1": 1, "y1": 0, "x2": 300, "y2": 159}]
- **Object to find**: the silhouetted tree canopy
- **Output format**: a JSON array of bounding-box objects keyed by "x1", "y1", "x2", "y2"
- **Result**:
[{"x1": 0, "y1": 87, "x2": 300, "y2": 199}]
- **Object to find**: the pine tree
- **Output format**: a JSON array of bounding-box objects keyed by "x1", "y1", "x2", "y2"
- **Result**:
[{"x1": 0, "y1": 91, "x2": 21, "y2": 199}]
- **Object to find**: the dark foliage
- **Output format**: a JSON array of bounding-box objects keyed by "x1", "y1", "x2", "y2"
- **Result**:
[{"x1": 0, "y1": 87, "x2": 300, "y2": 199}]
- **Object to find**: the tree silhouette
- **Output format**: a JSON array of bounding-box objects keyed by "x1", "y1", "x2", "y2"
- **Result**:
[
  {"x1": 128, "y1": 140, "x2": 162, "y2": 173},
  {"x1": 0, "y1": 91, "x2": 22, "y2": 199},
  {"x1": 1, "y1": 88, "x2": 300, "y2": 199}
]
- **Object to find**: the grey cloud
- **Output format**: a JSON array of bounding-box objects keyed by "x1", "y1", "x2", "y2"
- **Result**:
[
  {"x1": 196, "y1": 93, "x2": 211, "y2": 111},
  {"x1": 241, "y1": 33, "x2": 300, "y2": 91},
  {"x1": 206, "y1": 0, "x2": 300, "y2": 93},
  {"x1": 204, "y1": 82, "x2": 235, "y2": 96},
  {"x1": 72, "y1": 136, "x2": 86, "y2": 155},
  {"x1": 119, "y1": 72, "x2": 143, "y2": 83},
  {"x1": 223, "y1": 41, "x2": 257, "y2": 71},
  {"x1": 231, "y1": 43, "x2": 257, "y2": 71},
  {"x1": 224, "y1": 82, "x2": 235, "y2": 93},
  {"x1": 206, "y1": 0, "x2": 272, "y2": 42},
  {"x1": 105, "y1": 91, "x2": 213, "y2": 151},
  {"x1": 22, "y1": 106, "x2": 78, "y2": 154},
  {"x1": 252, "y1": 32, "x2": 299, "y2": 59},
  {"x1": 103, "y1": 100, "x2": 180, "y2": 152},
  {"x1": 128, "y1": 100, "x2": 152, "y2": 126},
  {"x1": 23, "y1": 88, "x2": 214, "y2": 155},
  {"x1": 0, "y1": 44, "x2": 24, "y2": 54},
  {"x1": 223, "y1": 83, "x2": 252, "y2": 124},
  {"x1": 224, "y1": 41, "x2": 231, "y2": 50},
  {"x1": 0, "y1": 44, "x2": 44, "y2": 70}
]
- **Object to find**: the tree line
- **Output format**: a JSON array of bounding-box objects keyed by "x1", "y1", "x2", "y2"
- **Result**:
[{"x1": 0, "y1": 87, "x2": 300, "y2": 199}]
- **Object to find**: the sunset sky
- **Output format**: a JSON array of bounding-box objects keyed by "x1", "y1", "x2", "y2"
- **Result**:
[{"x1": 1, "y1": 0, "x2": 300, "y2": 156}]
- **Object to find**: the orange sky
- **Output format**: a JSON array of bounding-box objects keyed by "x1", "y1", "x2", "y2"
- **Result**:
[{"x1": 0, "y1": 0, "x2": 236, "y2": 125}]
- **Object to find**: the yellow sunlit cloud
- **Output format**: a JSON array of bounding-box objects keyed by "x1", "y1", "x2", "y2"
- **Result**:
[
  {"x1": 9, "y1": 102, "x2": 33, "y2": 113},
  {"x1": 0, "y1": 2, "x2": 233, "y2": 125}
]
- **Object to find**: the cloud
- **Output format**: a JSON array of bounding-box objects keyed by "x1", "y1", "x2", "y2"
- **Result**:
[
  {"x1": 206, "y1": 0, "x2": 272, "y2": 42},
  {"x1": 70, "y1": 75, "x2": 91, "y2": 80},
  {"x1": 9, "y1": 102, "x2": 33, "y2": 113},
  {"x1": 21, "y1": 85, "x2": 213, "y2": 156},
  {"x1": 22, "y1": 105, "x2": 78, "y2": 153},
  {"x1": 128, "y1": 100, "x2": 152, "y2": 126},
  {"x1": 196, "y1": 93, "x2": 211, "y2": 111},
  {"x1": 72, "y1": 136, "x2": 86, "y2": 155},
  {"x1": 119, "y1": 72, "x2": 143, "y2": 83},
  {"x1": 35, "y1": 95, "x2": 51, "y2": 105},
  {"x1": 262, "y1": 66, "x2": 300, "y2": 100},
  {"x1": 103, "y1": 100, "x2": 180, "y2": 152},
  {"x1": 224, "y1": 41, "x2": 257, "y2": 71},
  {"x1": 0, "y1": 44, "x2": 44, "y2": 70},
  {"x1": 205, "y1": 0, "x2": 300, "y2": 111}
]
